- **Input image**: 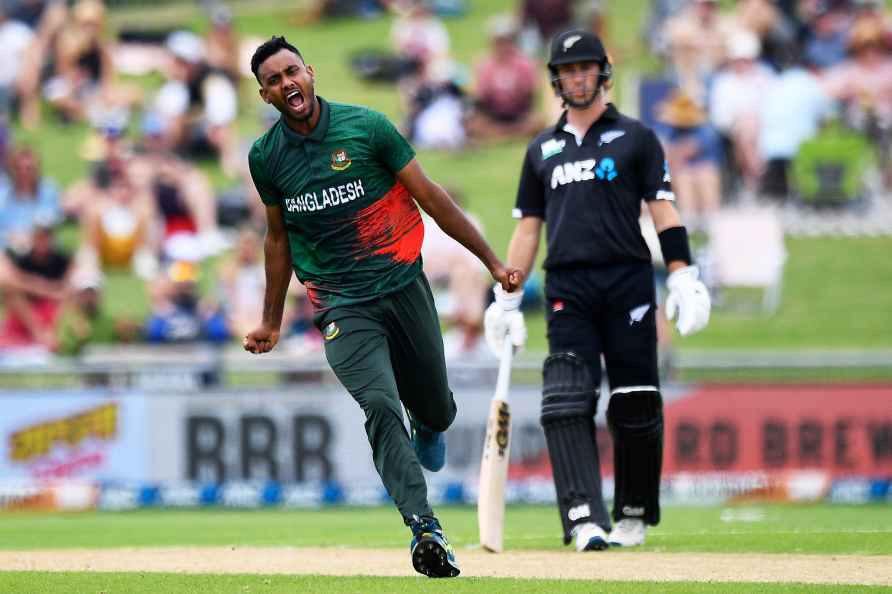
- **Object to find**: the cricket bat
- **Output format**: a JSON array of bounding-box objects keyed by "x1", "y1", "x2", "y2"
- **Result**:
[{"x1": 478, "y1": 338, "x2": 514, "y2": 553}]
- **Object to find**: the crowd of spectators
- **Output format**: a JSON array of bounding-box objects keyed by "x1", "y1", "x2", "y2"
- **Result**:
[
  {"x1": 0, "y1": 0, "x2": 268, "y2": 362},
  {"x1": 0, "y1": 0, "x2": 890, "y2": 364},
  {"x1": 652, "y1": 0, "x2": 892, "y2": 221}
]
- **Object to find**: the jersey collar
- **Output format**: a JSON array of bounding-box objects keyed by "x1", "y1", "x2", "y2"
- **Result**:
[
  {"x1": 554, "y1": 102, "x2": 620, "y2": 135},
  {"x1": 280, "y1": 96, "x2": 331, "y2": 144}
]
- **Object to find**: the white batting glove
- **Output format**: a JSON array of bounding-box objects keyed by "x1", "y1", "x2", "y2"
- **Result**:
[
  {"x1": 665, "y1": 265, "x2": 711, "y2": 336},
  {"x1": 484, "y1": 284, "x2": 527, "y2": 355}
]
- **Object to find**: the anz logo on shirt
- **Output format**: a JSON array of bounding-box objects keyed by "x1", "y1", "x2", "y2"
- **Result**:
[{"x1": 550, "y1": 157, "x2": 618, "y2": 189}]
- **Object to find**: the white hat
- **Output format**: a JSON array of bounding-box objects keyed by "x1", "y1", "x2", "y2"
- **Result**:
[
  {"x1": 727, "y1": 30, "x2": 760, "y2": 61},
  {"x1": 167, "y1": 31, "x2": 205, "y2": 64}
]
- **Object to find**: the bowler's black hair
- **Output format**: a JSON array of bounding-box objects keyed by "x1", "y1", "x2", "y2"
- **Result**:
[{"x1": 251, "y1": 36, "x2": 304, "y2": 82}]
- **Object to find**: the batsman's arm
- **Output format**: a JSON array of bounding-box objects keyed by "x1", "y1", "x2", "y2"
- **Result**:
[
  {"x1": 397, "y1": 158, "x2": 523, "y2": 292},
  {"x1": 647, "y1": 199, "x2": 687, "y2": 274},
  {"x1": 506, "y1": 216, "x2": 542, "y2": 282}
]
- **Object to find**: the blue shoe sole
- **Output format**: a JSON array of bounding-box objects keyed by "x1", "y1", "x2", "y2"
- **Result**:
[{"x1": 411, "y1": 535, "x2": 460, "y2": 578}]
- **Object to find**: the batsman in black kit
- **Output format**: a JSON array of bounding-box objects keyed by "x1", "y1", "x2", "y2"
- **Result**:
[{"x1": 484, "y1": 29, "x2": 711, "y2": 551}]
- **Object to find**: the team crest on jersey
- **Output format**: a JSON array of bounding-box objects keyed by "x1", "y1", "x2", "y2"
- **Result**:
[
  {"x1": 330, "y1": 149, "x2": 352, "y2": 171},
  {"x1": 598, "y1": 130, "x2": 625, "y2": 146},
  {"x1": 323, "y1": 322, "x2": 341, "y2": 340},
  {"x1": 540, "y1": 138, "x2": 566, "y2": 160}
]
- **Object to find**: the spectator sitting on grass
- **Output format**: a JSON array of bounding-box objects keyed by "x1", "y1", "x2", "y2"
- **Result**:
[
  {"x1": 0, "y1": 145, "x2": 62, "y2": 250},
  {"x1": 758, "y1": 47, "x2": 832, "y2": 199},
  {"x1": 130, "y1": 113, "x2": 229, "y2": 261},
  {"x1": 708, "y1": 29, "x2": 775, "y2": 193},
  {"x1": 655, "y1": 90, "x2": 723, "y2": 230},
  {"x1": 465, "y1": 15, "x2": 542, "y2": 143},
  {"x1": 42, "y1": 0, "x2": 135, "y2": 124},
  {"x1": 144, "y1": 260, "x2": 229, "y2": 344},
  {"x1": 64, "y1": 112, "x2": 131, "y2": 217},
  {"x1": 405, "y1": 58, "x2": 466, "y2": 150},
  {"x1": 822, "y1": 16, "x2": 892, "y2": 132},
  {"x1": 0, "y1": 220, "x2": 71, "y2": 351},
  {"x1": 79, "y1": 159, "x2": 158, "y2": 279},
  {"x1": 153, "y1": 30, "x2": 240, "y2": 177}
]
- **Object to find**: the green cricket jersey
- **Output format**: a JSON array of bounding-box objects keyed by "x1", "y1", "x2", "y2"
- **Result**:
[{"x1": 249, "y1": 97, "x2": 422, "y2": 311}]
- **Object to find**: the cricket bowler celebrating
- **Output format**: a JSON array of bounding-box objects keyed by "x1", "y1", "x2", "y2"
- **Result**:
[{"x1": 243, "y1": 36, "x2": 522, "y2": 578}]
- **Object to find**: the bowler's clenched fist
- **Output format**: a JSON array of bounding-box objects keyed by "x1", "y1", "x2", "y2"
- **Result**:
[{"x1": 244, "y1": 325, "x2": 280, "y2": 354}]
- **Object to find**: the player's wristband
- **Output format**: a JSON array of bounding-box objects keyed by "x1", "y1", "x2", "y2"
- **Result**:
[{"x1": 657, "y1": 226, "x2": 692, "y2": 266}]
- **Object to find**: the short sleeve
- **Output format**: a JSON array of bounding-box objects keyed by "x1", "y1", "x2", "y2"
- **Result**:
[
  {"x1": 639, "y1": 127, "x2": 674, "y2": 202},
  {"x1": 513, "y1": 147, "x2": 545, "y2": 219},
  {"x1": 370, "y1": 110, "x2": 416, "y2": 173},
  {"x1": 248, "y1": 143, "x2": 280, "y2": 206}
]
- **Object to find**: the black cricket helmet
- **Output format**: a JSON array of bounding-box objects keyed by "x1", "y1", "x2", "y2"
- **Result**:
[{"x1": 548, "y1": 28, "x2": 612, "y2": 107}]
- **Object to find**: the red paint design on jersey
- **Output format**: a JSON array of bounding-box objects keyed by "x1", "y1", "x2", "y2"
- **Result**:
[
  {"x1": 304, "y1": 283, "x2": 322, "y2": 309},
  {"x1": 552, "y1": 300, "x2": 564, "y2": 312},
  {"x1": 353, "y1": 182, "x2": 423, "y2": 264}
]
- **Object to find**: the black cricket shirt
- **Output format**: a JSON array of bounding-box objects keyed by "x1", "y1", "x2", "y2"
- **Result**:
[{"x1": 513, "y1": 103, "x2": 674, "y2": 270}]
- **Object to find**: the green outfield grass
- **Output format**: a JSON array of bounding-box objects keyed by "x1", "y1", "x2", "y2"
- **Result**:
[
  {"x1": 1, "y1": 504, "x2": 890, "y2": 593},
  {"x1": 1, "y1": 504, "x2": 890, "y2": 554},
  {"x1": 0, "y1": 572, "x2": 885, "y2": 594}
]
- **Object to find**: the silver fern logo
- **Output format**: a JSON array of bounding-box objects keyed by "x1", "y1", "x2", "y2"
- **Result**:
[
  {"x1": 629, "y1": 303, "x2": 650, "y2": 325},
  {"x1": 562, "y1": 34, "x2": 582, "y2": 51},
  {"x1": 599, "y1": 130, "x2": 625, "y2": 146}
]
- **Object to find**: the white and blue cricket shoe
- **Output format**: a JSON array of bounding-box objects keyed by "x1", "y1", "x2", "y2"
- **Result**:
[
  {"x1": 572, "y1": 522, "x2": 610, "y2": 551},
  {"x1": 409, "y1": 516, "x2": 460, "y2": 578},
  {"x1": 609, "y1": 518, "x2": 647, "y2": 547}
]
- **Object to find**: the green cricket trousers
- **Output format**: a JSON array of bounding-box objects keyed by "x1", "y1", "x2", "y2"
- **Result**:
[{"x1": 316, "y1": 272, "x2": 456, "y2": 522}]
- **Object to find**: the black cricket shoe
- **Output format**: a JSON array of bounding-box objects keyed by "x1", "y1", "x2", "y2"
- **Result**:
[{"x1": 409, "y1": 515, "x2": 460, "y2": 578}]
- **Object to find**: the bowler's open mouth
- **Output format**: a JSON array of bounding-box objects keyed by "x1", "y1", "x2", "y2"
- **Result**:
[{"x1": 286, "y1": 88, "x2": 305, "y2": 110}]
